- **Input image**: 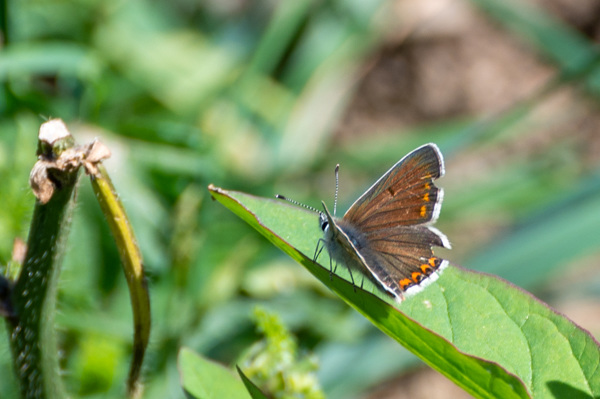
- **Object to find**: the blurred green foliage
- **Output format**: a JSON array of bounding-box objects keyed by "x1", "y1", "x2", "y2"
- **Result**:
[
  {"x1": 1, "y1": 0, "x2": 600, "y2": 398},
  {"x1": 238, "y1": 307, "x2": 324, "y2": 399}
]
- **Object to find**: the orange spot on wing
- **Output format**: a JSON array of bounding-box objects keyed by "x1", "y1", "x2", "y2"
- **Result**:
[
  {"x1": 420, "y1": 264, "x2": 433, "y2": 274},
  {"x1": 399, "y1": 278, "x2": 413, "y2": 290},
  {"x1": 420, "y1": 205, "x2": 427, "y2": 217},
  {"x1": 411, "y1": 271, "x2": 423, "y2": 283},
  {"x1": 429, "y1": 257, "x2": 438, "y2": 267},
  {"x1": 423, "y1": 193, "x2": 430, "y2": 202}
]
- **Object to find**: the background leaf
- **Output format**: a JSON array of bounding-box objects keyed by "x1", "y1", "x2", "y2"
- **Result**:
[{"x1": 178, "y1": 347, "x2": 250, "y2": 399}]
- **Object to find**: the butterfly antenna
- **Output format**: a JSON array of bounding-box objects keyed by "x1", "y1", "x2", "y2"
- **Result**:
[
  {"x1": 334, "y1": 164, "x2": 340, "y2": 216},
  {"x1": 275, "y1": 194, "x2": 320, "y2": 213}
]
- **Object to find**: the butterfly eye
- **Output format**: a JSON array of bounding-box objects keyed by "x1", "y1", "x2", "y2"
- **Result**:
[{"x1": 319, "y1": 213, "x2": 329, "y2": 232}]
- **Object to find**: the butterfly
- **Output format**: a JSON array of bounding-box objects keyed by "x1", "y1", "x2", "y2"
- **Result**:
[{"x1": 279, "y1": 143, "x2": 450, "y2": 302}]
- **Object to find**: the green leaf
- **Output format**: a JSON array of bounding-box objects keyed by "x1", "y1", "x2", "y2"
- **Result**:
[
  {"x1": 208, "y1": 185, "x2": 600, "y2": 399},
  {"x1": 236, "y1": 367, "x2": 269, "y2": 399},
  {"x1": 178, "y1": 347, "x2": 251, "y2": 399}
]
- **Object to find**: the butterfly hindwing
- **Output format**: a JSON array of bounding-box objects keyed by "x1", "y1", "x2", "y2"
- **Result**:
[
  {"x1": 324, "y1": 209, "x2": 448, "y2": 300},
  {"x1": 361, "y1": 225, "x2": 449, "y2": 296}
]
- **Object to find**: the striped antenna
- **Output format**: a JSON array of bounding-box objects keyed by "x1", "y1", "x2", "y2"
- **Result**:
[
  {"x1": 334, "y1": 164, "x2": 340, "y2": 216},
  {"x1": 275, "y1": 195, "x2": 320, "y2": 213}
]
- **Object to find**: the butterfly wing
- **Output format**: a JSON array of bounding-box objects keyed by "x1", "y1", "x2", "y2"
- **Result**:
[
  {"x1": 344, "y1": 143, "x2": 445, "y2": 232},
  {"x1": 326, "y1": 217, "x2": 448, "y2": 300},
  {"x1": 360, "y1": 225, "x2": 449, "y2": 298},
  {"x1": 332, "y1": 144, "x2": 450, "y2": 301}
]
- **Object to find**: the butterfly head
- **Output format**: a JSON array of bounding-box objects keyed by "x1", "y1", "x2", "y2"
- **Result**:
[
  {"x1": 319, "y1": 201, "x2": 339, "y2": 244},
  {"x1": 319, "y1": 212, "x2": 329, "y2": 233}
]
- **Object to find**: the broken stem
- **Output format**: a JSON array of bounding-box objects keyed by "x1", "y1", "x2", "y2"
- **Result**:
[{"x1": 7, "y1": 119, "x2": 79, "y2": 399}]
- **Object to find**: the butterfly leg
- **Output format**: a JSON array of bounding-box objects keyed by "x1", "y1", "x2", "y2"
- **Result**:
[
  {"x1": 329, "y1": 259, "x2": 335, "y2": 280},
  {"x1": 313, "y1": 239, "x2": 325, "y2": 263},
  {"x1": 345, "y1": 263, "x2": 357, "y2": 292},
  {"x1": 314, "y1": 239, "x2": 336, "y2": 280}
]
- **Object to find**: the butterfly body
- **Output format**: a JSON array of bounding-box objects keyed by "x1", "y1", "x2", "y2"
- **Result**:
[
  {"x1": 320, "y1": 213, "x2": 368, "y2": 273},
  {"x1": 319, "y1": 143, "x2": 450, "y2": 302}
]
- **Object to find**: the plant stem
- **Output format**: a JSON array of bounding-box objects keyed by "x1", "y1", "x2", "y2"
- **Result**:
[{"x1": 7, "y1": 120, "x2": 79, "y2": 399}]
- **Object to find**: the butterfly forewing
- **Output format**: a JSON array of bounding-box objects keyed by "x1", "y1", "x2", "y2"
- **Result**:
[{"x1": 344, "y1": 144, "x2": 444, "y2": 230}]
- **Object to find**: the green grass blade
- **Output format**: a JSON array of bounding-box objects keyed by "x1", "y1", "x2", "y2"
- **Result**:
[
  {"x1": 471, "y1": 0, "x2": 600, "y2": 95},
  {"x1": 208, "y1": 185, "x2": 600, "y2": 399},
  {"x1": 89, "y1": 163, "x2": 151, "y2": 398},
  {"x1": 466, "y1": 174, "x2": 600, "y2": 288},
  {"x1": 471, "y1": 0, "x2": 596, "y2": 74}
]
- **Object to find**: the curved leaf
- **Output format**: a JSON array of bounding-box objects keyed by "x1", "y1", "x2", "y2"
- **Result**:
[
  {"x1": 208, "y1": 185, "x2": 600, "y2": 399},
  {"x1": 89, "y1": 163, "x2": 151, "y2": 398}
]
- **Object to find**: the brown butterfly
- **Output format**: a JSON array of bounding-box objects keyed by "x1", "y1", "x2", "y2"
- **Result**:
[{"x1": 280, "y1": 143, "x2": 450, "y2": 302}]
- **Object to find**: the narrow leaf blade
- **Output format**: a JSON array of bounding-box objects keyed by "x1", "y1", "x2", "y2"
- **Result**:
[{"x1": 236, "y1": 366, "x2": 269, "y2": 399}]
